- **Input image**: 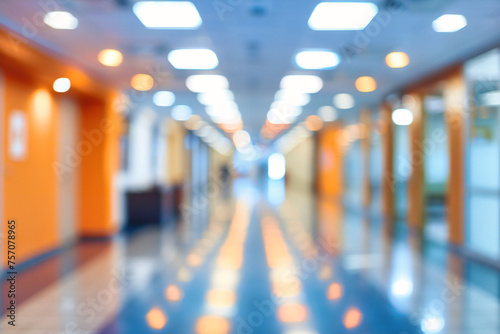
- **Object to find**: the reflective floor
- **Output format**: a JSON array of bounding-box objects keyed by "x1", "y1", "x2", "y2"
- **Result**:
[{"x1": 3, "y1": 178, "x2": 500, "y2": 333}]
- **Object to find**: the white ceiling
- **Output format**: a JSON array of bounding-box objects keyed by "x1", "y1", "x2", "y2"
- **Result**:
[{"x1": 1, "y1": 0, "x2": 500, "y2": 137}]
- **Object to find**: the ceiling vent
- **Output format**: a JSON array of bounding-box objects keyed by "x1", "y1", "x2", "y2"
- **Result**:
[{"x1": 247, "y1": 0, "x2": 272, "y2": 17}]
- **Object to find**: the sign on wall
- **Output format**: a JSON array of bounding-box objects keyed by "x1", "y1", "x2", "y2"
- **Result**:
[{"x1": 8, "y1": 110, "x2": 28, "y2": 161}]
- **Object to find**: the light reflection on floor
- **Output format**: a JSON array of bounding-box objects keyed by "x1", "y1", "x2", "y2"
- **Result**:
[{"x1": 4, "y1": 178, "x2": 500, "y2": 333}]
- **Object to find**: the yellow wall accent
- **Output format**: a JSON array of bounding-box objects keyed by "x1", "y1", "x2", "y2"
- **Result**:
[
  {"x1": 285, "y1": 136, "x2": 315, "y2": 191},
  {"x1": 166, "y1": 120, "x2": 186, "y2": 187}
]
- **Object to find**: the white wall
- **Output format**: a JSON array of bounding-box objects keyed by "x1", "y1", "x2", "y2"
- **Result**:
[
  {"x1": 284, "y1": 137, "x2": 315, "y2": 191},
  {"x1": 57, "y1": 97, "x2": 80, "y2": 244},
  {"x1": 126, "y1": 108, "x2": 157, "y2": 191}
]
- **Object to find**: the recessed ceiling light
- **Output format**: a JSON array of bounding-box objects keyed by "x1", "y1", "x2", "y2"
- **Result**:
[
  {"x1": 392, "y1": 108, "x2": 413, "y2": 126},
  {"x1": 44, "y1": 11, "x2": 78, "y2": 30},
  {"x1": 186, "y1": 75, "x2": 229, "y2": 93},
  {"x1": 131, "y1": 74, "x2": 154, "y2": 91},
  {"x1": 153, "y1": 91, "x2": 175, "y2": 107},
  {"x1": 355, "y1": 76, "x2": 377, "y2": 92},
  {"x1": 308, "y1": 2, "x2": 378, "y2": 31},
  {"x1": 168, "y1": 49, "x2": 218, "y2": 70},
  {"x1": 133, "y1": 1, "x2": 202, "y2": 29},
  {"x1": 432, "y1": 14, "x2": 467, "y2": 33},
  {"x1": 171, "y1": 105, "x2": 192, "y2": 121},
  {"x1": 53, "y1": 78, "x2": 71, "y2": 93},
  {"x1": 280, "y1": 75, "x2": 323, "y2": 94},
  {"x1": 295, "y1": 51, "x2": 340, "y2": 70},
  {"x1": 333, "y1": 94, "x2": 355, "y2": 109},
  {"x1": 98, "y1": 49, "x2": 123, "y2": 67},
  {"x1": 386, "y1": 52, "x2": 409, "y2": 68}
]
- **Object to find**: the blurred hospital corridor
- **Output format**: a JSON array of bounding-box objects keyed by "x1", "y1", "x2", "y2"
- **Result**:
[{"x1": 2, "y1": 0, "x2": 500, "y2": 333}]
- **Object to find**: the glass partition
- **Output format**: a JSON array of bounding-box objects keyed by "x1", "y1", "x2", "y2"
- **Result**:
[{"x1": 465, "y1": 48, "x2": 500, "y2": 260}]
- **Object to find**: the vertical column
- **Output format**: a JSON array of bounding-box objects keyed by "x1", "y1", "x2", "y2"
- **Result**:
[
  {"x1": 360, "y1": 109, "x2": 372, "y2": 209},
  {"x1": 316, "y1": 124, "x2": 344, "y2": 199},
  {"x1": 79, "y1": 94, "x2": 123, "y2": 237},
  {"x1": 380, "y1": 103, "x2": 395, "y2": 228},
  {"x1": 0, "y1": 72, "x2": 4, "y2": 266},
  {"x1": 406, "y1": 93, "x2": 425, "y2": 231},
  {"x1": 444, "y1": 70, "x2": 466, "y2": 246}
]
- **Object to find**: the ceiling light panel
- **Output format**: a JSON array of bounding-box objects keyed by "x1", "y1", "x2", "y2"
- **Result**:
[
  {"x1": 280, "y1": 75, "x2": 323, "y2": 94},
  {"x1": 432, "y1": 14, "x2": 467, "y2": 33},
  {"x1": 44, "y1": 11, "x2": 79, "y2": 30},
  {"x1": 308, "y1": 2, "x2": 378, "y2": 31},
  {"x1": 186, "y1": 75, "x2": 229, "y2": 93},
  {"x1": 133, "y1": 1, "x2": 202, "y2": 29},
  {"x1": 168, "y1": 49, "x2": 218, "y2": 70},
  {"x1": 295, "y1": 51, "x2": 340, "y2": 70}
]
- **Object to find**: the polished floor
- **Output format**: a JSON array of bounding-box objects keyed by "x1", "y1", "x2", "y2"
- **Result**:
[{"x1": 3, "y1": 178, "x2": 500, "y2": 333}]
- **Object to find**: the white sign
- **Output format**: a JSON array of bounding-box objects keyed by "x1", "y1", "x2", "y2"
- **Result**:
[{"x1": 9, "y1": 110, "x2": 27, "y2": 161}]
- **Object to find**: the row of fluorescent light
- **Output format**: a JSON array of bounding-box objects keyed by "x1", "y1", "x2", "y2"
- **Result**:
[
  {"x1": 43, "y1": 2, "x2": 467, "y2": 33},
  {"x1": 264, "y1": 77, "x2": 355, "y2": 130},
  {"x1": 98, "y1": 48, "x2": 219, "y2": 70},
  {"x1": 42, "y1": 2, "x2": 467, "y2": 141},
  {"x1": 194, "y1": 123, "x2": 234, "y2": 156},
  {"x1": 43, "y1": 3, "x2": 467, "y2": 71},
  {"x1": 185, "y1": 75, "x2": 243, "y2": 131},
  {"x1": 266, "y1": 75, "x2": 324, "y2": 126}
]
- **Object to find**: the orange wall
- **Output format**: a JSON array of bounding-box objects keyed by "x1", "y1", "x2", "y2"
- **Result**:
[
  {"x1": 316, "y1": 124, "x2": 344, "y2": 197},
  {"x1": 406, "y1": 93, "x2": 425, "y2": 230},
  {"x1": 3, "y1": 75, "x2": 59, "y2": 261},
  {"x1": 79, "y1": 97, "x2": 122, "y2": 236},
  {"x1": 444, "y1": 70, "x2": 466, "y2": 245},
  {"x1": 380, "y1": 103, "x2": 395, "y2": 226},
  {"x1": 1, "y1": 28, "x2": 122, "y2": 265}
]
